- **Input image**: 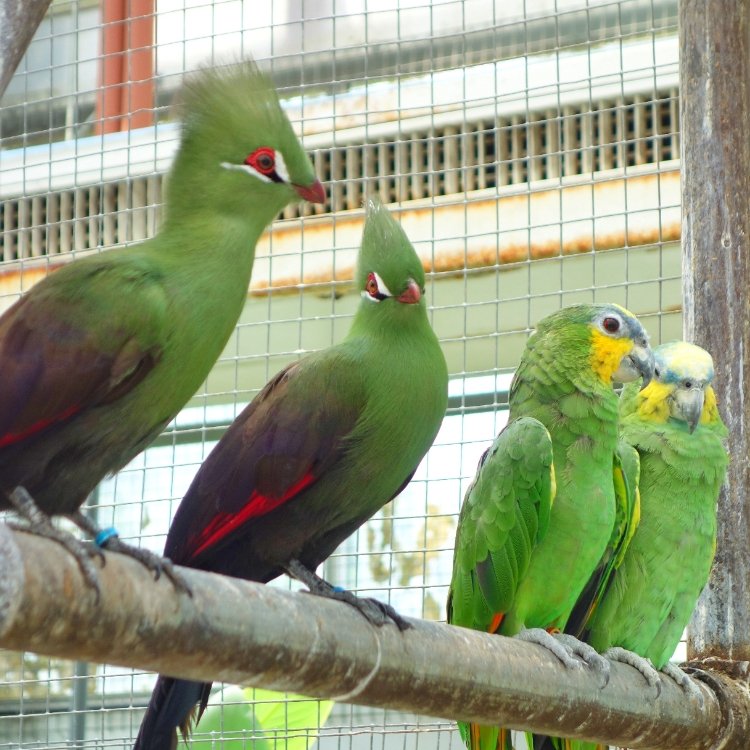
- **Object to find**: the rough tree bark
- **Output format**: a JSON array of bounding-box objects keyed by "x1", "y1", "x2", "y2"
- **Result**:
[
  {"x1": 681, "y1": 0, "x2": 750, "y2": 667},
  {"x1": 0, "y1": 527, "x2": 748, "y2": 749}
]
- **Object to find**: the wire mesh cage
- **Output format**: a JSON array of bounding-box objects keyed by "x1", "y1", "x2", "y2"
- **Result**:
[{"x1": 0, "y1": 0, "x2": 683, "y2": 747}]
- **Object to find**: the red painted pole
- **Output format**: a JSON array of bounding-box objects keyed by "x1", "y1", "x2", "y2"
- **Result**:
[{"x1": 95, "y1": 0, "x2": 154, "y2": 134}]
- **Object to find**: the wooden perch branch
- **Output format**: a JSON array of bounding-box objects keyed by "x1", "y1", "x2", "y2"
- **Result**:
[{"x1": 0, "y1": 526, "x2": 747, "y2": 749}]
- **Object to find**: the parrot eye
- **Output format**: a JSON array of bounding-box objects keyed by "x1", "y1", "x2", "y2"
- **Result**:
[
  {"x1": 602, "y1": 316, "x2": 621, "y2": 334},
  {"x1": 654, "y1": 366, "x2": 661, "y2": 378},
  {"x1": 684, "y1": 380, "x2": 693, "y2": 389},
  {"x1": 245, "y1": 147, "x2": 277, "y2": 176}
]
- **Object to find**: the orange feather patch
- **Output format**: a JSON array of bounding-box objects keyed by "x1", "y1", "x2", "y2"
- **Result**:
[{"x1": 488, "y1": 613, "x2": 504, "y2": 634}]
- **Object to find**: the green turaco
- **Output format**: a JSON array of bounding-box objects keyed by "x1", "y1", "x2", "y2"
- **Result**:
[
  {"x1": 133, "y1": 197, "x2": 448, "y2": 749},
  {"x1": 447, "y1": 303, "x2": 654, "y2": 750},
  {"x1": 0, "y1": 61, "x2": 325, "y2": 586}
]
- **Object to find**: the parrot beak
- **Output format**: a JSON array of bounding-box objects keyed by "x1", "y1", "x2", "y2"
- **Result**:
[
  {"x1": 612, "y1": 339, "x2": 655, "y2": 389},
  {"x1": 675, "y1": 386, "x2": 705, "y2": 433},
  {"x1": 293, "y1": 179, "x2": 326, "y2": 204},
  {"x1": 397, "y1": 279, "x2": 422, "y2": 304}
]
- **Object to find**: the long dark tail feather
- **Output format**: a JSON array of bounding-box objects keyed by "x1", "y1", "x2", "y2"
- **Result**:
[{"x1": 133, "y1": 676, "x2": 212, "y2": 750}]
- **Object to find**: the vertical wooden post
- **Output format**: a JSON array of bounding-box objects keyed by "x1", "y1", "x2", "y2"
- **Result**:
[
  {"x1": 0, "y1": 0, "x2": 53, "y2": 97},
  {"x1": 681, "y1": 0, "x2": 750, "y2": 662}
]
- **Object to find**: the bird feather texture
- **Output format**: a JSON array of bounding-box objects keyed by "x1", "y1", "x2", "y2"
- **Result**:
[
  {"x1": 134, "y1": 198, "x2": 448, "y2": 749},
  {"x1": 0, "y1": 61, "x2": 324, "y2": 515},
  {"x1": 448, "y1": 303, "x2": 654, "y2": 750}
]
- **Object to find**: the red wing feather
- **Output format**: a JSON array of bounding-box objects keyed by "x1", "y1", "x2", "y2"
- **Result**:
[
  {"x1": 165, "y1": 357, "x2": 366, "y2": 565},
  {"x1": 189, "y1": 471, "x2": 316, "y2": 558},
  {"x1": 0, "y1": 405, "x2": 81, "y2": 448}
]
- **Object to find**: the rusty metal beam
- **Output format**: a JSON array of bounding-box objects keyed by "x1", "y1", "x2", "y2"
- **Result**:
[
  {"x1": 680, "y1": 0, "x2": 750, "y2": 666},
  {"x1": 0, "y1": 526, "x2": 748, "y2": 749},
  {"x1": 0, "y1": 0, "x2": 53, "y2": 98}
]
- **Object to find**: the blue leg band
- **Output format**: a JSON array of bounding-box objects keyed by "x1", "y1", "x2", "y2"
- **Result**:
[{"x1": 95, "y1": 527, "x2": 119, "y2": 547}]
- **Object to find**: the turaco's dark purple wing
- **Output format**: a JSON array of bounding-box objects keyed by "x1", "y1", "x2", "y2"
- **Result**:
[
  {"x1": 164, "y1": 355, "x2": 367, "y2": 566},
  {"x1": 0, "y1": 263, "x2": 167, "y2": 449}
]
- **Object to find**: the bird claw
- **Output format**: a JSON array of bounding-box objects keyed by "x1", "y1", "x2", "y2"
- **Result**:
[
  {"x1": 516, "y1": 628, "x2": 584, "y2": 671},
  {"x1": 66, "y1": 510, "x2": 192, "y2": 596},
  {"x1": 285, "y1": 558, "x2": 410, "y2": 630},
  {"x1": 355, "y1": 596, "x2": 412, "y2": 631},
  {"x1": 5, "y1": 487, "x2": 105, "y2": 600},
  {"x1": 301, "y1": 585, "x2": 411, "y2": 630},
  {"x1": 5, "y1": 518, "x2": 104, "y2": 600},
  {"x1": 554, "y1": 633, "x2": 611, "y2": 687},
  {"x1": 516, "y1": 630, "x2": 610, "y2": 686},
  {"x1": 604, "y1": 647, "x2": 661, "y2": 696},
  {"x1": 99, "y1": 536, "x2": 193, "y2": 596},
  {"x1": 661, "y1": 662, "x2": 705, "y2": 706}
]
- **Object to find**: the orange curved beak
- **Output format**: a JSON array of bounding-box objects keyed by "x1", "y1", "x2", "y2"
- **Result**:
[{"x1": 293, "y1": 179, "x2": 326, "y2": 204}]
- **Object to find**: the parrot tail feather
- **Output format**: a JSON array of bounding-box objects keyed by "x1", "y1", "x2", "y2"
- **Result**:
[
  {"x1": 458, "y1": 721, "x2": 513, "y2": 750},
  {"x1": 469, "y1": 721, "x2": 480, "y2": 749},
  {"x1": 133, "y1": 676, "x2": 211, "y2": 750}
]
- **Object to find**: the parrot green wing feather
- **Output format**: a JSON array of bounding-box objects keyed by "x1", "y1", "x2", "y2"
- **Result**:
[
  {"x1": 611, "y1": 441, "x2": 641, "y2": 569},
  {"x1": 448, "y1": 417, "x2": 555, "y2": 634},
  {"x1": 565, "y1": 439, "x2": 641, "y2": 639},
  {"x1": 450, "y1": 303, "x2": 654, "y2": 750},
  {"x1": 580, "y1": 356, "x2": 728, "y2": 666},
  {"x1": 448, "y1": 417, "x2": 554, "y2": 750}
]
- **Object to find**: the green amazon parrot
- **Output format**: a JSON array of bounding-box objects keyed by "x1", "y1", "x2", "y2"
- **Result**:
[
  {"x1": 133, "y1": 197, "x2": 448, "y2": 749},
  {"x1": 534, "y1": 341, "x2": 728, "y2": 750},
  {"x1": 447, "y1": 303, "x2": 654, "y2": 750},
  {"x1": 0, "y1": 61, "x2": 325, "y2": 587}
]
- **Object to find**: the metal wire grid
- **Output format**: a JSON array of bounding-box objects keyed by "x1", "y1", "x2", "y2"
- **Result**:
[{"x1": 0, "y1": 0, "x2": 682, "y2": 747}]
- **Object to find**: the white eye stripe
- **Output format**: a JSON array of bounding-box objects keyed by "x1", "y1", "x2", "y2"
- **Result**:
[
  {"x1": 220, "y1": 161, "x2": 274, "y2": 183},
  {"x1": 275, "y1": 152, "x2": 290, "y2": 182},
  {"x1": 373, "y1": 271, "x2": 392, "y2": 297}
]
